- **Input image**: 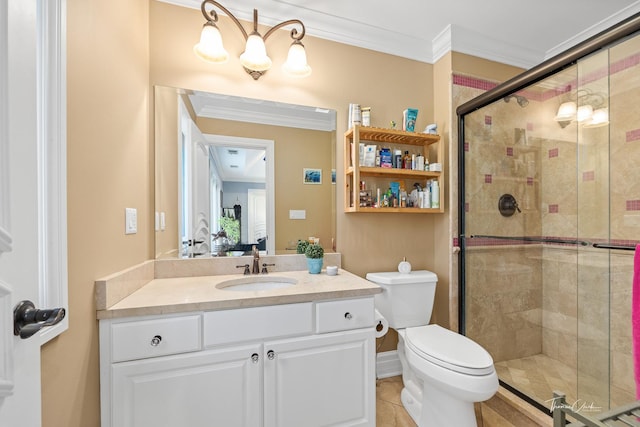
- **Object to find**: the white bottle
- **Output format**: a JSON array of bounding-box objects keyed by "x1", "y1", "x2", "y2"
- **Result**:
[
  {"x1": 431, "y1": 181, "x2": 440, "y2": 209},
  {"x1": 423, "y1": 184, "x2": 431, "y2": 208}
]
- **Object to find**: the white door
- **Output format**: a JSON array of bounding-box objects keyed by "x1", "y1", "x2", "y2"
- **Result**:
[
  {"x1": 248, "y1": 189, "x2": 267, "y2": 243},
  {"x1": 0, "y1": 1, "x2": 67, "y2": 426},
  {"x1": 191, "y1": 141, "x2": 210, "y2": 254}
]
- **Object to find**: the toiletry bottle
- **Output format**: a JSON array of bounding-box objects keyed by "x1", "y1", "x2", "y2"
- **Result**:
[
  {"x1": 361, "y1": 107, "x2": 371, "y2": 126},
  {"x1": 431, "y1": 180, "x2": 440, "y2": 209},
  {"x1": 423, "y1": 182, "x2": 431, "y2": 208},
  {"x1": 394, "y1": 150, "x2": 402, "y2": 169},
  {"x1": 403, "y1": 151, "x2": 411, "y2": 169}
]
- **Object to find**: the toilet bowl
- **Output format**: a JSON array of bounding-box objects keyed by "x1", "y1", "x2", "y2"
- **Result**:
[{"x1": 366, "y1": 270, "x2": 498, "y2": 427}]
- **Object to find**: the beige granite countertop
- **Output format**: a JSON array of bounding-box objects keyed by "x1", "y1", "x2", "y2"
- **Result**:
[{"x1": 96, "y1": 257, "x2": 381, "y2": 319}]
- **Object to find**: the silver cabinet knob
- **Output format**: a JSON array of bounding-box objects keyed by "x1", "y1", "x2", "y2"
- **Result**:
[
  {"x1": 251, "y1": 353, "x2": 259, "y2": 363},
  {"x1": 150, "y1": 335, "x2": 162, "y2": 346},
  {"x1": 267, "y1": 350, "x2": 275, "y2": 360},
  {"x1": 344, "y1": 312, "x2": 353, "y2": 320}
]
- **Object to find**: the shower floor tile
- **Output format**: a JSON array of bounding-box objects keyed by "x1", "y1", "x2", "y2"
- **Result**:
[{"x1": 495, "y1": 353, "x2": 635, "y2": 413}]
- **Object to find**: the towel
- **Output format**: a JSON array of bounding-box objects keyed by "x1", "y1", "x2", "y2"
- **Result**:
[{"x1": 634, "y1": 244, "x2": 640, "y2": 399}]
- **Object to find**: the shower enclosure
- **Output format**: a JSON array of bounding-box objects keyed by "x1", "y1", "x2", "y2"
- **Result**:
[{"x1": 457, "y1": 15, "x2": 640, "y2": 414}]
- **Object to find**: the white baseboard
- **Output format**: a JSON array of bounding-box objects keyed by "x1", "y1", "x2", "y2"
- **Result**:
[{"x1": 376, "y1": 350, "x2": 402, "y2": 379}]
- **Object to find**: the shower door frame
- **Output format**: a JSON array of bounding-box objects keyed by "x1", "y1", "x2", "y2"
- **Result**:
[
  {"x1": 457, "y1": 11, "x2": 640, "y2": 333},
  {"x1": 456, "y1": 11, "x2": 640, "y2": 412}
]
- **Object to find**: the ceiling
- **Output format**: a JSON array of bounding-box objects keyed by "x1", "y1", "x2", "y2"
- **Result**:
[{"x1": 163, "y1": 0, "x2": 640, "y2": 69}]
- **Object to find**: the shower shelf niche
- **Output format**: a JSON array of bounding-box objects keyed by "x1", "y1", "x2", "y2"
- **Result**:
[{"x1": 344, "y1": 125, "x2": 443, "y2": 213}]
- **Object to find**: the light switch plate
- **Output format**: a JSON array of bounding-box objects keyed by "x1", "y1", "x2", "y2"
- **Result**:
[
  {"x1": 125, "y1": 208, "x2": 137, "y2": 234},
  {"x1": 289, "y1": 209, "x2": 306, "y2": 220}
]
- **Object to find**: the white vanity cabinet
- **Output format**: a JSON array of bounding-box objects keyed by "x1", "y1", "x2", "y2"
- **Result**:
[
  {"x1": 263, "y1": 329, "x2": 374, "y2": 427},
  {"x1": 99, "y1": 298, "x2": 376, "y2": 427}
]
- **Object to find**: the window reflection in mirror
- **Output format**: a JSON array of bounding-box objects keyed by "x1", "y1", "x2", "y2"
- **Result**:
[{"x1": 154, "y1": 86, "x2": 337, "y2": 259}]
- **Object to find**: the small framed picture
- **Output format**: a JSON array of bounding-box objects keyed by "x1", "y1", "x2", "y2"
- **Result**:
[{"x1": 303, "y1": 168, "x2": 322, "y2": 184}]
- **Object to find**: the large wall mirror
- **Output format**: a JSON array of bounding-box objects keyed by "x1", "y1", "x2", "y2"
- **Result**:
[{"x1": 154, "y1": 86, "x2": 337, "y2": 259}]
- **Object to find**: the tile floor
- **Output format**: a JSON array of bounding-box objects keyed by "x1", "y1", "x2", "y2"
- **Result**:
[
  {"x1": 378, "y1": 354, "x2": 638, "y2": 426},
  {"x1": 376, "y1": 376, "x2": 553, "y2": 427},
  {"x1": 376, "y1": 376, "x2": 417, "y2": 427}
]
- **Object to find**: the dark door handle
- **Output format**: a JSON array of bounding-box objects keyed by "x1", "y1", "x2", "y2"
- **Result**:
[{"x1": 13, "y1": 300, "x2": 66, "y2": 339}]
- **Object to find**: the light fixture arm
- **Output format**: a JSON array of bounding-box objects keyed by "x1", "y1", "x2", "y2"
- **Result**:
[
  {"x1": 263, "y1": 18, "x2": 306, "y2": 43},
  {"x1": 200, "y1": 0, "x2": 306, "y2": 43},
  {"x1": 200, "y1": 0, "x2": 248, "y2": 40}
]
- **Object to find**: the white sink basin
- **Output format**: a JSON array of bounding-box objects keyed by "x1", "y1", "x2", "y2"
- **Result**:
[{"x1": 216, "y1": 276, "x2": 297, "y2": 292}]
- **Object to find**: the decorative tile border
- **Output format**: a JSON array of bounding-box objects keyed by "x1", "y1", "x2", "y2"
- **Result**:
[
  {"x1": 453, "y1": 49, "x2": 640, "y2": 103},
  {"x1": 626, "y1": 200, "x2": 640, "y2": 211},
  {"x1": 463, "y1": 236, "x2": 640, "y2": 249},
  {"x1": 625, "y1": 129, "x2": 640, "y2": 142}
]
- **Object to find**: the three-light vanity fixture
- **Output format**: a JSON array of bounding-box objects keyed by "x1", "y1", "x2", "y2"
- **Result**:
[{"x1": 193, "y1": 0, "x2": 312, "y2": 80}]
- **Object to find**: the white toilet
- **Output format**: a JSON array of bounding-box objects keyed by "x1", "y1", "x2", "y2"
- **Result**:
[{"x1": 367, "y1": 270, "x2": 498, "y2": 427}]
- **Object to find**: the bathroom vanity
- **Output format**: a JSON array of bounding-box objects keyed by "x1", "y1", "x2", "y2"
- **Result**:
[{"x1": 96, "y1": 258, "x2": 380, "y2": 427}]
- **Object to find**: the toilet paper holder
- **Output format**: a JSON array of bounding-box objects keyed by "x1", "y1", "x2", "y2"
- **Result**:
[{"x1": 374, "y1": 308, "x2": 389, "y2": 338}]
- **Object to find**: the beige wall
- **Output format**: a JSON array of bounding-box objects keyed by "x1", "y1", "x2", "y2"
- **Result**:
[
  {"x1": 41, "y1": 0, "x2": 151, "y2": 426},
  {"x1": 41, "y1": 1, "x2": 526, "y2": 425}
]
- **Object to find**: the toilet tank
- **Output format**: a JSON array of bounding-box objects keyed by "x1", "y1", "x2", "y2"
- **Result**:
[{"x1": 366, "y1": 270, "x2": 438, "y2": 329}]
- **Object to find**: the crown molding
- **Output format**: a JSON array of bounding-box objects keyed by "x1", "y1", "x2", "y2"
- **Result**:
[
  {"x1": 433, "y1": 24, "x2": 542, "y2": 69},
  {"x1": 544, "y1": 1, "x2": 640, "y2": 60},
  {"x1": 157, "y1": 0, "x2": 640, "y2": 69},
  {"x1": 189, "y1": 92, "x2": 336, "y2": 132}
]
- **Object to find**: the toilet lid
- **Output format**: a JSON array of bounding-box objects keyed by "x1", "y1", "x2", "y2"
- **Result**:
[{"x1": 405, "y1": 325, "x2": 495, "y2": 376}]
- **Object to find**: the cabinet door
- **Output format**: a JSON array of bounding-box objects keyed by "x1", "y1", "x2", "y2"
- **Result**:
[
  {"x1": 111, "y1": 344, "x2": 262, "y2": 427},
  {"x1": 264, "y1": 329, "x2": 375, "y2": 427}
]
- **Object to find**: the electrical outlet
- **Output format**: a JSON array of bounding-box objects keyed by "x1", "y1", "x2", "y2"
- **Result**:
[{"x1": 125, "y1": 208, "x2": 137, "y2": 234}]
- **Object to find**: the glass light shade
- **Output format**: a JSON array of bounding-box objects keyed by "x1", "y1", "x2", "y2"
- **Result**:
[
  {"x1": 282, "y1": 41, "x2": 312, "y2": 78},
  {"x1": 193, "y1": 23, "x2": 229, "y2": 63},
  {"x1": 583, "y1": 108, "x2": 609, "y2": 128},
  {"x1": 240, "y1": 33, "x2": 272, "y2": 72},
  {"x1": 576, "y1": 104, "x2": 594, "y2": 122},
  {"x1": 554, "y1": 101, "x2": 577, "y2": 121}
]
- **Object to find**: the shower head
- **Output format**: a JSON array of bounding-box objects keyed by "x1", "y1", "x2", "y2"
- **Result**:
[{"x1": 504, "y1": 94, "x2": 529, "y2": 107}]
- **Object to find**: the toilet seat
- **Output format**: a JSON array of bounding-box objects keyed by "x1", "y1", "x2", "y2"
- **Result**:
[{"x1": 405, "y1": 325, "x2": 495, "y2": 376}]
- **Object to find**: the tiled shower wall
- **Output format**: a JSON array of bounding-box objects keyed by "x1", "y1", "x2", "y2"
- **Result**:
[{"x1": 455, "y1": 33, "x2": 640, "y2": 405}]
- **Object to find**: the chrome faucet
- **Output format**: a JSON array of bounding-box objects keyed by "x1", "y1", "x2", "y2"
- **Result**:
[{"x1": 252, "y1": 245, "x2": 260, "y2": 274}]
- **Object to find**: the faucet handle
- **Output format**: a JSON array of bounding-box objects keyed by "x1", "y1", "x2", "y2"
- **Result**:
[
  {"x1": 261, "y1": 263, "x2": 275, "y2": 274},
  {"x1": 237, "y1": 264, "x2": 250, "y2": 275}
]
